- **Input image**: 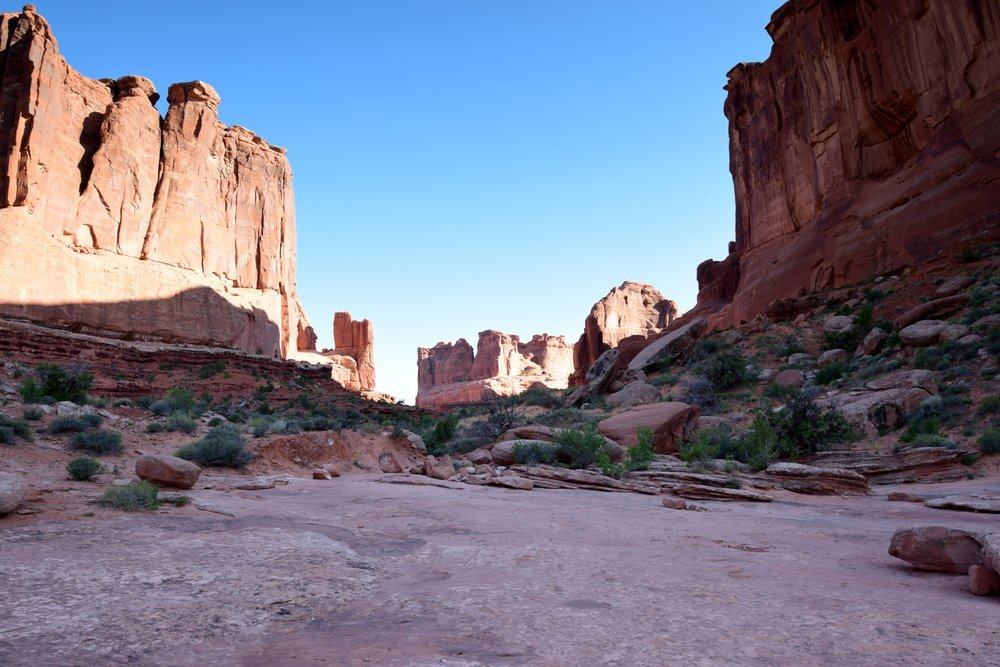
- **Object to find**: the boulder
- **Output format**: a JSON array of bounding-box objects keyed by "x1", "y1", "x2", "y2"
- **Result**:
[
  {"x1": 490, "y1": 476, "x2": 533, "y2": 491},
  {"x1": 773, "y1": 369, "x2": 805, "y2": 388},
  {"x1": 0, "y1": 473, "x2": 27, "y2": 516},
  {"x1": 569, "y1": 348, "x2": 621, "y2": 403},
  {"x1": 925, "y1": 495, "x2": 1000, "y2": 514},
  {"x1": 378, "y1": 453, "x2": 403, "y2": 474},
  {"x1": 854, "y1": 328, "x2": 888, "y2": 357},
  {"x1": 824, "y1": 315, "x2": 854, "y2": 335},
  {"x1": 971, "y1": 313, "x2": 1000, "y2": 333},
  {"x1": 934, "y1": 275, "x2": 973, "y2": 297},
  {"x1": 888, "y1": 526, "x2": 983, "y2": 574},
  {"x1": 134, "y1": 454, "x2": 201, "y2": 489},
  {"x1": 661, "y1": 496, "x2": 691, "y2": 510},
  {"x1": 627, "y1": 318, "x2": 708, "y2": 372},
  {"x1": 597, "y1": 402, "x2": 699, "y2": 453},
  {"x1": 938, "y1": 323, "x2": 970, "y2": 343},
  {"x1": 423, "y1": 455, "x2": 457, "y2": 480},
  {"x1": 605, "y1": 381, "x2": 660, "y2": 409},
  {"x1": 668, "y1": 483, "x2": 772, "y2": 502},
  {"x1": 899, "y1": 320, "x2": 946, "y2": 347},
  {"x1": 468, "y1": 448, "x2": 493, "y2": 465},
  {"x1": 887, "y1": 492, "x2": 925, "y2": 503},
  {"x1": 762, "y1": 462, "x2": 870, "y2": 495},
  {"x1": 818, "y1": 349, "x2": 848, "y2": 367},
  {"x1": 312, "y1": 469, "x2": 332, "y2": 480},
  {"x1": 820, "y1": 369, "x2": 936, "y2": 432},
  {"x1": 787, "y1": 352, "x2": 812, "y2": 367},
  {"x1": 968, "y1": 565, "x2": 1000, "y2": 596},
  {"x1": 894, "y1": 295, "x2": 971, "y2": 330}
]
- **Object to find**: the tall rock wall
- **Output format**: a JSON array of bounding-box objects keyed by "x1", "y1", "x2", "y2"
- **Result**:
[
  {"x1": 417, "y1": 331, "x2": 573, "y2": 409},
  {"x1": 329, "y1": 312, "x2": 376, "y2": 392},
  {"x1": 572, "y1": 282, "x2": 677, "y2": 377},
  {"x1": 0, "y1": 6, "x2": 315, "y2": 360},
  {"x1": 696, "y1": 0, "x2": 1000, "y2": 327}
]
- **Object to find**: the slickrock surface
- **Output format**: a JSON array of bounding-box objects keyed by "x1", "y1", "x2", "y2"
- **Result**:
[
  {"x1": 694, "y1": 0, "x2": 1000, "y2": 328},
  {"x1": 0, "y1": 6, "x2": 321, "y2": 363},
  {"x1": 572, "y1": 282, "x2": 677, "y2": 376},
  {"x1": 416, "y1": 330, "x2": 573, "y2": 408},
  {"x1": 4, "y1": 475, "x2": 997, "y2": 664}
]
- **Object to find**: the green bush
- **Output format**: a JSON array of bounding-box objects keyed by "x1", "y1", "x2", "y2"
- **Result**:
[
  {"x1": 899, "y1": 415, "x2": 940, "y2": 443},
  {"x1": 702, "y1": 350, "x2": 749, "y2": 390},
  {"x1": 48, "y1": 413, "x2": 102, "y2": 434},
  {"x1": 198, "y1": 360, "x2": 226, "y2": 380},
  {"x1": 681, "y1": 377, "x2": 718, "y2": 411},
  {"x1": 150, "y1": 386, "x2": 198, "y2": 416},
  {"x1": 18, "y1": 363, "x2": 93, "y2": 403},
  {"x1": 626, "y1": 428, "x2": 656, "y2": 471},
  {"x1": 468, "y1": 400, "x2": 524, "y2": 442},
  {"x1": 513, "y1": 441, "x2": 557, "y2": 465},
  {"x1": 978, "y1": 394, "x2": 1000, "y2": 417},
  {"x1": 979, "y1": 427, "x2": 1000, "y2": 454},
  {"x1": 815, "y1": 362, "x2": 848, "y2": 385},
  {"x1": 0, "y1": 414, "x2": 33, "y2": 443},
  {"x1": 512, "y1": 387, "x2": 564, "y2": 409},
  {"x1": 764, "y1": 382, "x2": 796, "y2": 400},
  {"x1": 146, "y1": 412, "x2": 199, "y2": 434},
  {"x1": 554, "y1": 427, "x2": 609, "y2": 469},
  {"x1": 98, "y1": 481, "x2": 160, "y2": 511},
  {"x1": 23, "y1": 406, "x2": 44, "y2": 421},
  {"x1": 72, "y1": 429, "x2": 123, "y2": 455},
  {"x1": 824, "y1": 302, "x2": 873, "y2": 352},
  {"x1": 532, "y1": 407, "x2": 598, "y2": 430},
  {"x1": 176, "y1": 424, "x2": 251, "y2": 468},
  {"x1": 66, "y1": 456, "x2": 102, "y2": 481},
  {"x1": 907, "y1": 433, "x2": 955, "y2": 449}
]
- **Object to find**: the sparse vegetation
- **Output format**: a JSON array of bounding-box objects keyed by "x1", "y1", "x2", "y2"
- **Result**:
[
  {"x1": 511, "y1": 386, "x2": 564, "y2": 409},
  {"x1": 0, "y1": 414, "x2": 33, "y2": 444},
  {"x1": 22, "y1": 406, "x2": 44, "y2": 421},
  {"x1": 979, "y1": 427, "x2": 1000, "y2": 455},
  {"x1": 98, "y1": 481, "x2": 160, "y2": 511},
  {"x1": 513, "y1": 440, "x2": 557, "y2": 465},
  {"x1": 198, "y1": 360, "x2": 227, "y2": 380},
  {"x1": 146, "y1": 413, "x2": 199, "y2": 434},
  {"x1": 150, "y1": 386, "x2": 198, "y2": 417},
  {"x1": 554, "y1": 426, "x2": 609, "y2": 469},
  {"x1": 176, "y1": 424, "x2": 251, "y2": 468},
  {"x1": 66, "y1": 456, "x2": 102, "y2": 481},
  {"x1": 71, "y1": 429, "x2": 123, "y2": 455},
  {"x1": 48, "y1": 413, "x2": 102, "y2": 434},
  {"x1": 681, "y1": 377, "x2": 718, "y2": 411},
  {"x1": 18, "y1": 363, "x2": 93, "y2": 403},
  {"x1": 468, "y1": 400, "x2": 524, "y2": 441},
  {"x1": 815, "y1": 361, "x2": 849, "y2": 385},
  {"x1": 701, "y1": 349, "x2": 749, "y2": 390}
]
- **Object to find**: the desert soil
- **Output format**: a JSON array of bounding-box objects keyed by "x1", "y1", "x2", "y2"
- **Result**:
[{"x1": 1, "y1": 474, "x2": 998, "y2": 666}]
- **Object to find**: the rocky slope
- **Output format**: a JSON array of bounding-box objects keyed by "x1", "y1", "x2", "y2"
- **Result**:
[
  {"x1": 416, "y1": 330, "x2": 573, "y2": 409},
  {"x1": 694, "y1": 0, "x2": 1000, "y2": 328},
  {"x1": 0, "y1": 6, "x2": 344, "y2": 370}
]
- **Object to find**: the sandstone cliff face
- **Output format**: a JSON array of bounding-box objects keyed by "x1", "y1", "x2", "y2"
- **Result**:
[
  {"x1": 329, "y1": 312, "x2": 376, "y2": 392},
  {"x1": 697, "y1": 0, "x2": 1000, "y2": 327},
  {"x1": 573, "y1": 282, "x2": 677, "y2": 377},
  {"x1": 0, "y1": 6, "x2": 315, "y2": 361},
  {"x1": 417, "y1": 331, "x2": 573, "y2": 409}
]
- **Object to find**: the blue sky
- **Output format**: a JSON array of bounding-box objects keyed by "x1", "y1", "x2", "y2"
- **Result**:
[{"x1": 40, "y1": 1, "x2": 777, "y2": 402}]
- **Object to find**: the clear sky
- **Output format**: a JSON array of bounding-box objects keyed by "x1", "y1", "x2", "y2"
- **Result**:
[{"x1": 39, "y1": 0, "x2": 778, "y2": 403}]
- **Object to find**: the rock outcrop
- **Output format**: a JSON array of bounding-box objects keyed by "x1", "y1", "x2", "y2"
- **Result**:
[
  {"x1": 573, "y1": 282, "x2": 677, "y2": 380},
  {"x1": 416, "y1": 330, "x2": 573, "y2": 409},
  {"x1": 317, "y1": 312, "x2": 376, "y2": 392},
  {"x1": 694, "y1": 0, "x2": 1000, "y2": 328},
  {"x1": 0, "y1": 6, "x2": 346, "y2": 373}
]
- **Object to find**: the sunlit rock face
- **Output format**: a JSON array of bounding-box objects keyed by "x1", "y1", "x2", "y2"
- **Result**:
[
  {"x1": 0, "y1": 5, "x2": 319, "y2": 362},
  {"x1": 416, "y1": 331, "x2": 573, "y2": 409},
  {"x1": 693, "y1": 0, "x2": 1000, "y2": 329},
  {"x1": 572, "y1": 282, "x2": 677, "y2": 380},
  {"x1": 320, "y1": 312, "x2": 376, "y2": 392}
]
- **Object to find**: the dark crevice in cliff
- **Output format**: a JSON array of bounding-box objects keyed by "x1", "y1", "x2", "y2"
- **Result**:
[{"x1": 76, "y1": 109, "x2": 104, "y2": 194}]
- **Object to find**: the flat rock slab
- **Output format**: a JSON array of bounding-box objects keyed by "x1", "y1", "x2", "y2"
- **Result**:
[
  {"x1": 925, "y1": 495, "x2": 1000, "y2": 514},
  {"x1": 667, "y1": 482, "x2": 773, "y2": 502}
]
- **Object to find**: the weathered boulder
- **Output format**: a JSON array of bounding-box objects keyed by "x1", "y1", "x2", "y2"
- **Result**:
[
  {"x1": 468, "y1": 448, "x2": 493, "y2": 465},
  {"x1": 887, "y1": 492, "x2": 925, "y2": 503},
  {"x1": 134, "y1": 454, "x2": 201, "y2": 489},
  {"x1": 894, "y1": 295, "x2": 971, "y2": 330},
  {"x1": 667, "y1": 483, "x2": 772, "y2": 503},
  {"x1": 573, "y1": 282, "x2": 677, "y2": 374},
  {"x1": 606, "y1": 381, "x2": 660, "y2": 409},
  {"x1": 806, "y1": 447, "x2": 969, "y2": 485},
  {"x1": 925, "y1": 495, "x2": 1000, "y2": 514},
  {"x1": 938, "y1": 323, "x2": 970, "y2": 343},
  {"x1": 899, "y1": 320, "x2": 946, "y2": 347},
  {"x1": 0, "y1": 472, "x2": 27, "y2": 515},
  {"x1": 787, "y1": 353, "x2": 812, "y2": 367},
  {"x1": 773, "y1": 369, "x2": 804, "y2": 388},
  {"x1": 820, "y1": 369, "x2": 936, "y2": 431},
  {"x1": 935, "y1": 275, "x2": 973, "y2": 297},
  {"x1": 824, "y1": 315, "x2": 854, "y2": 335},
  {"x1": 818, "y1": 349, "x2": 848, "y2": 367},
  {"x1": 971, "y1": 314, "x2": 1000, "y2": 333},
  {"x1": 627, "y1": 318, "x2": 708, "y2": 372},
  {"x1": 888, "y1": 526, "x2": 983, "y2": 574},
  {"x1": 971, "y1": 533, "x2": 1000, "y2": 595},
  {"x1": 568, "y1": 348, "x2": 620, "y2": 405},
  {"x1": 378, "y1": 453, "x2": 403, "y2": 474},
  {"x1": 597, "y1": 402, "x2": 699, "y2": 453},
  {"x1": 762, "y1": 462, "x2": 870, "y2": 496},
  {"x1": 490, "y1": 476, "x2": 533, "y2": 491},
  {"x1": 312, "y1": 469, "x2": 332, "y2": 480},
  {"x1": 854, "y1": 328, "x2": 888, "y2": 357},
  {"x1": 423, "y1": 455, "x2": 457, "y2": 480}
]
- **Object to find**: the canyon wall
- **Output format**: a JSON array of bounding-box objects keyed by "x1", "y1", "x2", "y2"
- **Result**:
[
  {"x1": 696, "y1": 0, "x2": 1000, "y2": 328},
  {"x1": 417, "y1": 331, "x2": 573, "y2": 409},
  {"x1": 572, "y1": 282, "x2": 677, "y2": 380},
  {"x1": 0, "y1": 6, "x2": 319, "y2": 362}
]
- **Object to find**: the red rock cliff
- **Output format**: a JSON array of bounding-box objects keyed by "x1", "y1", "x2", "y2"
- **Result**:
[
  {"x1": 0, "y1": 6, "x2": 315, "y2": 360},
  {"x1": 330, "y1": 312, "x2": 376, "y2": 392},
  {"x1": 697, "y1": 0, "x2": 1000, "y2": 327}
]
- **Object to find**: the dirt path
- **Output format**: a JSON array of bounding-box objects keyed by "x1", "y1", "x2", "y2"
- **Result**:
[{"x1": 1, "y1": 476, "x2": 998, "y2": 665}]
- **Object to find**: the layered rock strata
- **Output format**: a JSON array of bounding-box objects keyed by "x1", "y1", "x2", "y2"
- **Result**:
[
  {"x1": 694, "y1": 0, "x2": 1000, "y2": 328},
  {"x1": 416, "y1": 330, "x2": 573, "y2": 409}
]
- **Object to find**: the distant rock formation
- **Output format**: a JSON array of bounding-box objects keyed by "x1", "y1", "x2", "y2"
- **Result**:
[
  {"x1": 572, "y1": 282, "x2": 677, "y2": 379},
  {"x1": 0, "y1": 6, "x2": 340, "y2": 370},
  {"x1": 693, "y1": 0, "x2": 1000, "y2": 328},
  {"x1": 416, "y1": 331, "x2": 573, "y2": 409},
  {"x1": 319, "y1": 312, "x2": 375, "y2": 392}
]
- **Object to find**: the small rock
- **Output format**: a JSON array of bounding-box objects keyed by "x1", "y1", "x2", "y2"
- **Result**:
[
  {"x1": 824, "y1": 315, "x2": 854, "y2": 335},
  {"x1": 312, "y1": 469, "x2": 332, "y2": 480},
  {"x1": 773, "y1": 368, "x2": 805, "y2": 388},
  {"x1": 899, "y1": 320, "x2": 946, "y2": 347},
  {"x1": 888, "y1": 526, "x2": 983, "y2": 574},
  {"x1": 818, "y1": 349, "x2": 848, "y2": 366},
  {"x1": 938, "y1": 323, "x2": 970, "y2": 343},
  {"x1": 968, "y1": 564, "x2": 1000, "y2": 596},
  {"x1": 854, "y1": 327, "x2": 888, "y2": 357},
  {"x1": 887, "y1": 491, "x2": 925, "y2": 503},
  {"x1": 934, "y1": 275, "x2": 973, "y2": 297},
  {"x1": 661, "y1": 496, "x2": 689, "y2": 510},
  {"x1": 787, "y1": 352, "x2": 812, "y2": 366},
  {"x1": 468, "y1": 448, "x2": 493, "y2": 465},
  {"x1": 0, "y1": 472, "x2": 27, "y2": 516},
  {"x1": 757, "y1": 368, "x2": 775, "y2": 382},
  {"x1": 378, "y1": 453, "x2": 403, "y2": 474},
  {"x1": 135, "y1": 454, "x2": 201, "y2": 489}
]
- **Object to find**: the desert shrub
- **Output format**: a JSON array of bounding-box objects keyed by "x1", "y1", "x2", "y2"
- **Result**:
[
  {"x1": 66, "y1": 456, "x2": 102, "y2": 481},
  {"x1": 18, "y1": 363, "x2": 93, "y2": 404},
  {"x1": 625, "y1": 428, "x2": 656, "y2": 471},
  {"x1": 815, "y1": 362, "x2": 849, "y2": 386},
  {"x1": 899, "y1": 401, "x2": 943, "y2": 443},
  {"x1": 71, "y1": 429, "x2": 123, "y2": 455},
  {"x1": 48, "y1": 413, "x2": 102, "y2": 434},
  {"x1": 300, "y1": 415, "x2": 336, "y2": 431},
  {"x1": 146, "y1": 412, "x2": 198, "y2": 434},
  {"x1": 679, "y1": 426, "x2": 738, "y2": 465},
  {"x1": 681, "y1": 377, "x2": 718, "y2": 411},
  {"x1": 513, "y1": 387, "x2": 563, "y2": 409},
  {"x1": 176, "y1": 424, "x2": 251, "y2": 468},
  {"x1": 914, "y1": 340, "x2": 978, "y2": 370},
  {"x1": 824, "y1": 302, "x2": 873, "y2": 352},
  {"x1": 978, "y1": 394, "x2": 1000, "y2": 417},
  {"x1": 446, "y1": 437, "x2": 485, "y2": 455},
  {"x1": 468, "y1": 400, "x2": 524, "y2": 441},
  {"x1": 198, "y1": 360, "x2": 226, "y2": 380},
  {"x1": 208, "y1": 416, "x2": 225, "y2": 427},
  {"x1": 151, "y1": 386, "x2": 198, "y2": 416},
  {"x1": 554, "y1": 427, "x2": 609, "y2": 469},
  {"x1": 763, "y1": 382, "x2": 796, "y2": 400},
  {"x1": 701, "y1": 350, "x2": 749, "y2": 390},
  {"x1": 650, "y1": 373, "x2": 679, "y2": 388},
  {"x1": 0, "y1": 414, "x2": 33, "y2": 443},
  {"x1": 908, "y1": 433, "x2": 955, "y2": 449},
  {"x1": 980, "y1": 427, "x2": 1000, "y2": 454},
  {"x1": 23, "y1": 406, "x2": 44, "y2": 421},
  {"x1": 532, "y1": 407, "x2": 598, "y2": 430},
  {"x1": 98, "y1": 481, "x2": 159, "y2": 511},
  {"x1": 513, "y1": 441, "x2": 558, "y2": 465},
  {"x1": 432, "y1": 413, "x2": 459, "y2": 443}
]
